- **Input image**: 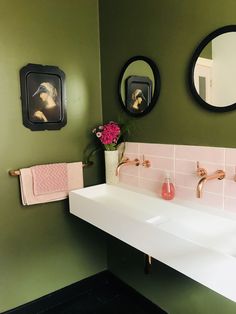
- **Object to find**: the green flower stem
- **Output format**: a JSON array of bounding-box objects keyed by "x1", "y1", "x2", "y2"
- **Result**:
[{"x1": 104, "y1": 144, "x2": 117, "y2": 151}]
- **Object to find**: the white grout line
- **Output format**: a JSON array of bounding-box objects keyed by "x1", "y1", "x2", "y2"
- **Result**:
[
  {"x1": 120, "y1": 173, "x2": 138, "y2": 179},
  {"x1": 175, "y1": 184, "x2": 194, "y2": 191},
  {"x1": 222, "y1": 148, "x2": 226, "y2": 210},
  {"x1": 138, "y1": 143, "x2": 141, "y2": 187},
  {"x1": 224, "y1": 195, "x2": 236, "y2": 200},
  {"x1": 141, "y1": 154, "x2": 174, "y2": 159},
  {"x1": 176, "y1": 184, "x2": 224, "y2": 197},
  {"x1": 174, "y1": 158, "x2": 225, "y2": 165}
]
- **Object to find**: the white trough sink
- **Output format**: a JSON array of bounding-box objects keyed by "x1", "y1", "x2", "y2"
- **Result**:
[{"x1": 69, "y1": 183, "x2": 236, "y2": 302}]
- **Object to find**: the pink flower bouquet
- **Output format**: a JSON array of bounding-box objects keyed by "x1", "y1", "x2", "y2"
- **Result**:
[{"x1": 92, "y1": 121, "x2": 121, "y2": 151}]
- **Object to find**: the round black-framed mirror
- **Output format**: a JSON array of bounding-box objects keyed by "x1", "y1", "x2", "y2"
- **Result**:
[
  {"x1": 118, "y1": 56, "x2": 161, "y2": 117},
  {"x1": 189, "y1": 25, "x2": 236, "y2": 112}
]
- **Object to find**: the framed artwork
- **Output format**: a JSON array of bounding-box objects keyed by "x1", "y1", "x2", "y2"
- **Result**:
[
  {"x1": 20, "y1": 63, "x2": 66, "y2": 131},
  {"x1": 125, "y1": 76, "x2": 152, "y2": 114}
]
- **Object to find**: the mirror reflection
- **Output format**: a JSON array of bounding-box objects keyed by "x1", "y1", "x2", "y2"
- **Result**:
[
  {"x1": 194, "y1": 32, "x2": 236, "y2": 107},
  {"x1": 118, "y1": 56, "x2": 160, "y2": 117},
  {"x1": 190, "y1": 26, "x2": 236, "y2": 111},
  {"x1": 120, "y1": 60, "x2": 155, "y2": 103}
]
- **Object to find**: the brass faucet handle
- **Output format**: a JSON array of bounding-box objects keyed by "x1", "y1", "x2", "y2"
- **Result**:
[
  {"x1": 120, "y1": 157, "x2": 129, "y2": 163},
  {"x1": 134, "y1": 158, "x2": 140, "y2": 166},
  {"x1": 216, "y1": 170, "x2": 225, "y2": 180},
  {"x1": 143, "y1": 160, "x2": 151, "y2": 168},
  {"x1": 196, "y1": 161, "x2": 207, "y2": 177},
  {"x1": 141, "y1": 155, "x2": 151, "y2": 168}
]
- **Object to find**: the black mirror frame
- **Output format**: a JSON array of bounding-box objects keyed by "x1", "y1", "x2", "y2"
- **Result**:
[
  {"x1": 118, "y1": 56, "x2": 161, "y2": 117},
  {"x1": 189, "y1": 25, "x2": 236, "y2": 112}
]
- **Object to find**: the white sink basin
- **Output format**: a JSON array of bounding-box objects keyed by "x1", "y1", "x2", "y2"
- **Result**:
[
  {"x1": 69, "y1": 183, "x2": 236, "y2": 302},
  {"x1": 149, "y1": 210, "x2": 236, "y2": 257}
]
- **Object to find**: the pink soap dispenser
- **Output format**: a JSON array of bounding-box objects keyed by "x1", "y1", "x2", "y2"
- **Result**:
[{"x1": 161, "y1": 172, "x2": 175, "y2": 200}]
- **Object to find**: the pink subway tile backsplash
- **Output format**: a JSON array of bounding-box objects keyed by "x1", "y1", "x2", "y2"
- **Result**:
[
  {"x1": 175, "y1": 172, "x2": 223, "y2": 194},
  {"x1": 139, "y1": 167, "x2": 160, "y2": 181},
  {"x1": 203, "y1": 179, "x2": 224, "y2": 194},
  {"x1": 225, "y1": 165, "x2": 235, "y2": 180},
  {"x1": 123, "y1": 142, "x2": 139, "y2": 154},
  {"x1": 119, "y1": 173, "x2": 139, "y2": 187},
  {"x1": 224, "y1": 179, "x2": 236, "y2": 198},
  {"x1": 195, "y1": 192, "x2": 224, "y2": 210},
  {"x1": 140, "y1": 167, "x2": 173, "y2": 182},
  {"x1": 139, "y1": 143, "x2": 174, "y2": 158},
  {"x1": 147, "y1": 156, "x2": 174, "y2": 171},
  {"x1": 175, "y1": 173, "x2": 197, "y2": 189},
  {"x1": 139, "y1": 178, "x2": 161, "y2": 194},
  {"x1": 199, "y1": 162, "x2": 225, "y2": 173},
  {"x1": 224, "y1": 197, "x2": 236, "y2": 213},
  {"x1": 175, "y1": 186, "x2": 196, "y2": 201},
  {"x1": 175, "y1": 145, "x2": 225, "y2": 164},
  {"x1": 119, "y1": 142, "x2": 236, "y2": 213},
  {"x1": 119, "y1": 164, "x2": 139, "y2": 177},
  {"x1": 175, "y1": 159, "x2": 224, "y2": 175},
  {"x1": 225, "y1": 148, "x2": 236, "y2": 165},
  {"x1": 119, "y1": 153, "x2": 139, "y2": 176},
  {"x1": 175, "y1": 159, "x2": 196, "y2": 174}
]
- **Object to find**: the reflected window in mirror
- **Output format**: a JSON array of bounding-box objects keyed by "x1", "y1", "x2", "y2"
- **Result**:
[
  {"x1": 189, "y1": 25, "x2": 236, "y2": 112},
  {"x1": 118, "y1": 56, "x2": 161, "y2": 117}
]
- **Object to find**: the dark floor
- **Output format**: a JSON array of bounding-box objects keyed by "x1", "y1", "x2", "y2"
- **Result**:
[{"x1": 42, "y1": 275, "x2": 166, "y2": 314}]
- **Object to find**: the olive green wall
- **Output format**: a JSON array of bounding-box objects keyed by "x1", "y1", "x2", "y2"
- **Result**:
[
  {"x1": 0, "y1": 0, "x2": 106, "y2": 312},
  {"x1": 99, "y1": 0, "x2": 236, "y2": 313},
  {"x1": 108, "y1": 239, "x2": 236, "y2": 314},
  {"x1": 99, "y1": 0, "x2": 236, "y2": 148}
]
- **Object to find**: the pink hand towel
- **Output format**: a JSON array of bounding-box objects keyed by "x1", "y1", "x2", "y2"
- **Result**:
[
  {"x1": 19, "y1": 162, "x2": 84, "y2": 206},
  {"x1": 31, "y1": 163, "x2": 68, "y2": 195},
  {"x1": 20, "y1": 168, "x2": 67, "y2": 205},
  {"x1": 67, "y1": 162, "x2": 84, "y2": 190}
]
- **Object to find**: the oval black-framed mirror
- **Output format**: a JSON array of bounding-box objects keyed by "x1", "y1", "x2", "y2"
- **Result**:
[
  {"x1": 118, "y1": 56, "x2": 161, "y2": 117},
  {"x1": 189, "y1": 25, "x2": 236, "y2": 112}
]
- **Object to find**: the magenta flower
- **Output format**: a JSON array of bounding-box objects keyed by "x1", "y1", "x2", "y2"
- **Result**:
[
  {"x1": 92, "y1": 121, "x2": 122, "y2": 150},
  {"x1": 100, "y1": 122, "x2": 120, "y2": 145}
]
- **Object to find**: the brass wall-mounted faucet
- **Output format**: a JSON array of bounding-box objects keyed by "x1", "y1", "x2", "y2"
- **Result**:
[
  {"x1": 196, "y1": 161, "x2": 225, "y2": 198},
  {"x1": 115, "y1": 157, "x2": 140, "y2": 176},
  {"x1": 115, "y1": 155, "x2": 151, "y2": 176}
]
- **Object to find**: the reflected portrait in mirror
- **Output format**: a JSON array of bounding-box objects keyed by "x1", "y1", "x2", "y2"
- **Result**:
[
  {"x1": 189, "y1": 25, "x2": 236, "y2": 112},
  {"x1": 126, "y1": 75, "x2": 152, "y2": 113},
  {"x1": 118, "y1": 56, "x2": 160, "y2": 117}
]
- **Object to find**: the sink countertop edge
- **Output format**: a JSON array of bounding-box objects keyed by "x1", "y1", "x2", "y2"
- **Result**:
[{"x1": 69, "y1": 184, "x2": 236, "y2": 303}]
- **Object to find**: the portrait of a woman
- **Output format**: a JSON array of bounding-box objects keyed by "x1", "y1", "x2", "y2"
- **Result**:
[
  {"x1": 125, "y1": 75, "x2": 152, "y2": 115},
  {"x1": 31, "y1": 82, "x2": 61, "y2": 123},
  {"x1": 20, "y1": 63, "x2": 66, "y2": 130},
  {"x1": 130, "y1": 88, "x2": 146, "y2": 111}
]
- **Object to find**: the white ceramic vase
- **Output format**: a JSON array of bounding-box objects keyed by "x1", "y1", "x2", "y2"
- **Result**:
[{"x1": 104, "y1": 150, "x2": 119, "y2": 184}]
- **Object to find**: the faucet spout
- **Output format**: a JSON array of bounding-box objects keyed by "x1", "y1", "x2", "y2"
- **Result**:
[
  {"x1": 115, "y1": 158, "x2": 140, "y2": 176},
  {"x1": 196, "y1": 176, "x2": 207, "y2": 198},
  {"x1": 196, "y1": 170, "x2": 225, "y2": 198}
]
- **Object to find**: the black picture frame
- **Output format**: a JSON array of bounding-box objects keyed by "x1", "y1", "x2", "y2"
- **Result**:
[
  {"x1": 125, "y1": 76, "x2": 152, "y2": 114},
  {"x1": 20, "y1": 63, "x2": 67, "y2": 130}
]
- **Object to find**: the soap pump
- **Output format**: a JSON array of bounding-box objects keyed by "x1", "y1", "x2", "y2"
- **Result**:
[{"x1": 161, "y1": 172, "x2": 175, "y2": 200}]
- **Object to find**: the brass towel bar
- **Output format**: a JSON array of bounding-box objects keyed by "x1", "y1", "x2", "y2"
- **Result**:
[{"x1": 9, "y1": 161, "x2": 93, "y2": 177}]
